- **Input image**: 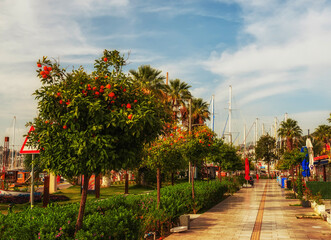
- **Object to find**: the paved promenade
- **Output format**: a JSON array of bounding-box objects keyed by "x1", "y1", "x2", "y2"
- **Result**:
[{"x1": 166, "y1": 179, "x2": 331, "y2": 240}]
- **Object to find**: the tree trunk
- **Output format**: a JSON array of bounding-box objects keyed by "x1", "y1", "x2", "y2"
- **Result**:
[
  {"x1": 267, "y1": 161, "x2": 270, "y2": 178},
  {"x1": 191, "y1": 165, "x2": 196, "y2": 214},
  {"x1": 171, "y1": 172, "x2": 174, "y2": 186},
  {"x1": 124, "y1": 171, "x2": 129, "y2": 194},
  {"x1": 43, "y1": 175, "x2": 50, "y2": 208},
  {"x1": 206, "y1": 160, "x2": 209, "y2": 182},
  {"x1": 75, "y1": 175, "x2": 90, "y2": 235},
  {"x1": 157, "y1": 168, "x2": 161, "y2": 209},
  {"x1": 218, "y1": 166, "x2": 222, "y2": 182},
  {"x1": 287, "y1": 137, "x2": 293, "y2": 151},
  {"x1": 95, "y1": 175, "x2": 100, "y2": 198}
]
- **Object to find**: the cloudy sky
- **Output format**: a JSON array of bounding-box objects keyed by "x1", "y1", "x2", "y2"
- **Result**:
[{"x1": 0, "y1": 0, "x2": 330, "y2": 148}]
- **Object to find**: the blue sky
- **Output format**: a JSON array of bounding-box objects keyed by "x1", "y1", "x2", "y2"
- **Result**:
[{"x1": 0, "y1": 0, "x2": 330, "y2": 148}]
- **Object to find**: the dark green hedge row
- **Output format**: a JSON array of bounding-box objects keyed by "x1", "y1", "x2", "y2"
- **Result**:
[
  {"x1": 306, "y1": 181, "x2": 331, "y2": 199},
  {"x1": 0, "y1": 179, "x2": 240, "y2": 240}
]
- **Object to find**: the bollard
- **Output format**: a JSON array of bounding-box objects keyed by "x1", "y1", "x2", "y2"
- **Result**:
[
  {"x1": 179, "y1": 214, "x2": 190, "y2": 229},
  {"x1": 8, "y1": 203, "x2": 14, "y2": 213}
]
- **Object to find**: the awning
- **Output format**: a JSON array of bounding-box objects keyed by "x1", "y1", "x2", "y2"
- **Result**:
[{"x1": 313, "y1": 159, "x2": 330, "y2": 165}]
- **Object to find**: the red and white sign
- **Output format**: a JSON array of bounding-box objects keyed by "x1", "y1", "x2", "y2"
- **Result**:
[{"x1": 20, "y1": 126, "x2": 40, "y2": 154}]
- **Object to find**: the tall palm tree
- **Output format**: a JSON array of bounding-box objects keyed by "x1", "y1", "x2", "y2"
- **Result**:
[
  {"x1": 191, "y1": 98, "x2": 210, "y2": 126},
  {"x1": 163, "y1": 79, "x2": 192, "y2": 121},
  {"x1": 313, "y1": 124, "x2": 331, "y2": 144},
  {"x1": 277, "y1": 118, "x2": 303, "y2": 151},
  {"x1": 163, "y1": 79, "x2": 192, "y2": 105},
  {"x1": 129, "y1": 65, "x2": 166, "y2": 97}
]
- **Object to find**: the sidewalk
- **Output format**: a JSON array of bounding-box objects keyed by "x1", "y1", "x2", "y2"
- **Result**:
[{"x1": 166, "y1": 179, "x2": 331, "y2": 240}]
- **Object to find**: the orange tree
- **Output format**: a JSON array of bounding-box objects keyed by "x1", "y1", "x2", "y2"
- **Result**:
[
  {"x1": 29, "y1": 50, "x2": 169, "y2": 234},
  {"x1": 181, "y1": 125, "x2": 216, "y2": 213},
  {"x1": 142, "y1": 124, "x2": 186, "y2": 208}
]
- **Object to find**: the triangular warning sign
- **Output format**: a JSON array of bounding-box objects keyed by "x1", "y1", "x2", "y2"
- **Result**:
[{"x1": 20, "y1": 126, "x2": 40, "y2": 154}]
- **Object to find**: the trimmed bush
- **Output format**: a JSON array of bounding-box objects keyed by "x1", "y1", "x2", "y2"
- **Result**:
[
  {"x1": 306, "y1": 181, "x2": 331, "y2": 199},
  {"x1": 0, "y1": 195, "x2": 70, "y2": 204},
  {"x1": 0, "y1": 180, "x2": 232, "y2": 239}
]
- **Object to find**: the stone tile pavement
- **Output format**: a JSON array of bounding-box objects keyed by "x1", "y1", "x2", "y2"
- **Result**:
[{"x1": 165, "y1": 179, "x2": 331, "y2": 240}]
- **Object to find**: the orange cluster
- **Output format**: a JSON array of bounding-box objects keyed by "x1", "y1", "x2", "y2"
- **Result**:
[
  {"x1": 37, "y1": 64, "x2": 52, "y2": 79},
  {"x1": 193, "y1": 127, "x2": 215, "y2": 146}
]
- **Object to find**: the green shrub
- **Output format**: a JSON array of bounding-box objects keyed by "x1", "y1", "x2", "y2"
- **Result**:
[
  {"x1": 306, "y1": 181, "x2": 331, "y2": 199},
  {"x1": 0, "y1": 180, "x2": 232, "y2": 239},
  {"x1": 296, "y1": 174, "x2": 303, "y2": 200}
]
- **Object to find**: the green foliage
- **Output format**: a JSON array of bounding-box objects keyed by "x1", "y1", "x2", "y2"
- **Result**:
[
  {"x1": 182, "y1": 126, "x2": 216, "y2": 166},
  {"x1": 296, "y1": 173, "x2": 304, "y2": 200},
  {"x1": 255, "y1": 134, "x2": 276, "y2": 164},
  {"x1": 0, "y1": 181, "x2": 232, "y2": 239},
  {"x1": 306, "y1": 181, "x2": 331, "y2": 199},
  {"x1": 256, "y1": 134, "x2": 277, "y2": 176},
  {"x1": 276, "y1": 149, "x2": 306, "y2": 170},
  {"x1": 313, "y1": 124, "x2": 331, "y2": 144},
  {"x1": 222, "y1": 176, "x2": 243, "y2": 195},
  {"x1": 142, "y1": 125, "x2": 186, "y2": 174},
  {"x1": 30, "y1": 49, "x2": 168, "y2": 178},
  {"x1": 215, "y1": 143, "x2": 243, "y2": 171},
  {"x1": 277, "y1": 118, "x2": 302, "y2": 151}
]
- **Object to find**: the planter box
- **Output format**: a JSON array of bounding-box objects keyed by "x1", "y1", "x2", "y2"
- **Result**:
[
  {"x1": 327, "y1": 212, "x2": 331, "y2": 224},
  {"x1": 310, "y1": 200, "x2": 326, "y2": 215},
  {"x1": 315, "y1": 204, "x2": 326, "y2": 214},
  {"x1": 301, "y1": 200, "x2": 311, "y2": 208}
]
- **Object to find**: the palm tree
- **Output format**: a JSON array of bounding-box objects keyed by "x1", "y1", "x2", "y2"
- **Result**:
[
  {"x1": 277, "y1": 118, "x2": 303, "y2": 151},
  {"x1": 129, "y1": 65, "x2": 166, "y2": 97},
  {"x1": 191, "y1": 98, "x2": 210, "y2": 126},
  {"x1": 179, "y1": 98, "x2": 210, "y2": 129},
  {"x1": 163, "y1": 79, "x2": 192, "y2": 121},
  {"x1": 313, "y1": 124, "x2": 331, "y2": 144},
  {"x1": 163, "y1": 78, "x2": 192, "y2": 104}
]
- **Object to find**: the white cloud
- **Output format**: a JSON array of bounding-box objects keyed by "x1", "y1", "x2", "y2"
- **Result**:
[
  {"x1": 291, "y1": 110, "x2": 330, "y2": 133},
  {"x1": 0, "y1": 0, "x2": 133, "y2": 66},
  {"x1": 205, "y1": 0, "x2": 331, "y2": 107}
]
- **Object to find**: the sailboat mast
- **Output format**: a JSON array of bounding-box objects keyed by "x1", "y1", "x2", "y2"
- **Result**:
[
  {"x1": 229, "y1": 86, "x2": 232, "y2": 144},
  {"x1": 244, "y1": 124, "x2": 246, "y2": 155},
  {"x1": 11, "y1": 116, "x2": 16, "y2": 170},
  {"x1": 274, "y1": 117, "x2": 277, "y2": 139},
  {"x1": 211, "y1": 95, "x2": 215, "y2": 131},
  {"x1": 255, "y1": 118, "x2": 258, "y2": 146}
]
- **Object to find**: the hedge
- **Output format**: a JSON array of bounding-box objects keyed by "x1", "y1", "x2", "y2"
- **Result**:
[
  {"x1": 0, "y1": 179, "x2": 242, "y2": 240},
  {"x1": 306, "y1": 181, "x2": 331, "y2": 199}
]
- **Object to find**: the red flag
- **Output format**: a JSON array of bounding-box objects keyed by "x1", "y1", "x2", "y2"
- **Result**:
[{"x1": 245, "y1": 158, "x2": 250, "y2": 181}]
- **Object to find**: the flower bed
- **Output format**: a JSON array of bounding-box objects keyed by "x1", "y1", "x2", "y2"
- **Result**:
[{"x1": 0, "y1": 180, "x2": 235, "y2": 239}]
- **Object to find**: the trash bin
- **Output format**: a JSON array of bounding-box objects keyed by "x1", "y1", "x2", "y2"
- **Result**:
[
  {"x1": 281, "y1": 177, "x2": 287, "y2": 188},
  {"x1": 287, "y1": 180, "x2": 292, "y2": 189}
]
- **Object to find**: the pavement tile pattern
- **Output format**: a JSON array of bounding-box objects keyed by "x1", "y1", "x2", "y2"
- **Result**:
[{"x1": 165, "y1": 179, "x2": 331, "y2": 240}]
